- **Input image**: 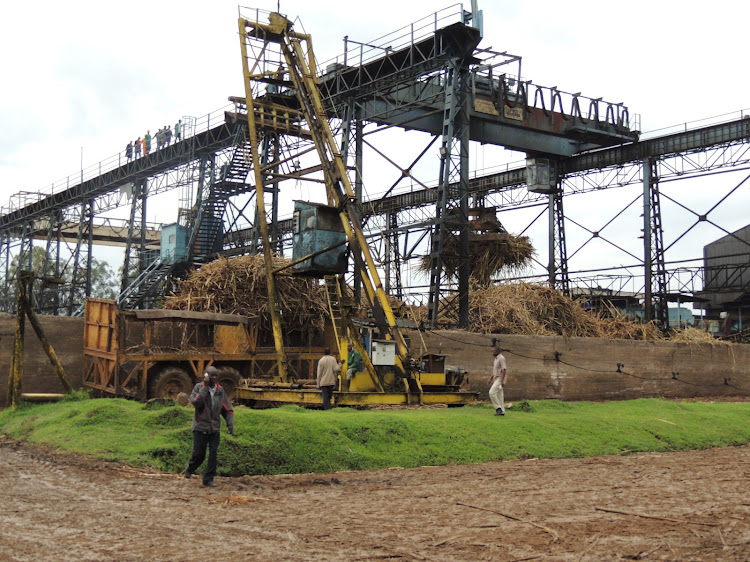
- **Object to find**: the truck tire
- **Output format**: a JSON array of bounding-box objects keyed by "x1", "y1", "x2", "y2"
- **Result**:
[
  {"x1": 216, "y1": 367, "x2": 241, "y2": 402},
  {"x1": 150, "y1": 367, "x2": 194, "y2": 401}
]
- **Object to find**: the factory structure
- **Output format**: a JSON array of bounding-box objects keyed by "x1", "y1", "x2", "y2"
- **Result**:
[{"x1": 1, "y1": 3, "x2": 749, "y2": 341}]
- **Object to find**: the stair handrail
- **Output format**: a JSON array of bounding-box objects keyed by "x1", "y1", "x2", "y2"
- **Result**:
[{"x1": 117, "y1": 252, "x2": 167, "y2": 306}]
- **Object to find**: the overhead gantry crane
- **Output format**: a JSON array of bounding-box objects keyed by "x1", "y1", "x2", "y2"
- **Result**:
[{"x1": 237, "y1": 11, "x2": 476, "y2": 405}]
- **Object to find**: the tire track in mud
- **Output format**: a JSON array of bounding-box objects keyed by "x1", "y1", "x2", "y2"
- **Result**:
[{"x1": 1, "y1": 438, "x2": 749, "y2": 561}]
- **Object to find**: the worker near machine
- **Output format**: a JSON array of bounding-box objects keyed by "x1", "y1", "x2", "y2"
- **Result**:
[
  {"x1": 184, "y1": 365, "x2": 234, "y2": 487},
  {"x1": 487, "y1": 346, "x2": 506, "y2": 416},
  {"x1": 346, "y1": 343, "x2": 362, "y2": 391},
  {"x1": 317, "y1": 347, "x2": 341, "y2": 410}
]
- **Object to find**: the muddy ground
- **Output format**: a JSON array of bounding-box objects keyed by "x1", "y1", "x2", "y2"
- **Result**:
[{"x1": 1, "y1": 437, "x2": 748, "y2": 561}]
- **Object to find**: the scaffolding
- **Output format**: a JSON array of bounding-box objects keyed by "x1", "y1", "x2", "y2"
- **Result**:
[{"x1": 0, "y1": 5, "x2": 748, "y2": 334}]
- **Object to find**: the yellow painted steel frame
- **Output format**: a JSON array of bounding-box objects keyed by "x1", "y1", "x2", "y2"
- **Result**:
[
  {"x1": 235, "y1": 387, "x2": 476, "y2": 407},
  {"x1": 238, "y1": 13, "x2": 418, "y2": 397},
  {"x1": 238, "y1": 17, "x2": 289, "y2": 382}
]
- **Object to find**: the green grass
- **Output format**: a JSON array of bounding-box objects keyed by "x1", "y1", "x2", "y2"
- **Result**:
[{"x1": 1, "y1": 395, "x2": 748, "y2": 476}]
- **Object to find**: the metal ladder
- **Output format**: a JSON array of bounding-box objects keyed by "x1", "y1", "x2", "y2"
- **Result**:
[{"x1": 324, "y1": 275, "x2": 347, "y2": 354}]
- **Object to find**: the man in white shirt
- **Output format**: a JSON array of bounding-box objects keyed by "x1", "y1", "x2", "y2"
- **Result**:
[{"x1": 487, "y1": 346, "x2": 507, "y2": 416}]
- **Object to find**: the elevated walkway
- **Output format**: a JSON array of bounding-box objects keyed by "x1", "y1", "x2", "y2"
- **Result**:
[
  {"x1": 224, "y1": 115, "x2": 750, "y2": 243},
  {"x1": 0, "y1": 116, "x2": 239, "y2": 237},
  {"x1": 317, "y1": 22, "x2": 637, "y2": 156}
]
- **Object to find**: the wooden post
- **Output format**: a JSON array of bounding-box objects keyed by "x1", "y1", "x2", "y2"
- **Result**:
[
  {"x1": 6, "y1": 271, "x2": 74, "y2": 408},
  {"x1": 6, "y1": 274, "x2": 27, "y2": 409},
  {"x1": 23, "y1": 301, "x2": 73, "y2": 393}
]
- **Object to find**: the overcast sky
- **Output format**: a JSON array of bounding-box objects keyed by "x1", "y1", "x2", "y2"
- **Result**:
[
  {"x1": 1, "y1": 0, "x2": 748, "y2": 293},
  {"x1": 3, "y1": 0, "x2": 748, "y2": 198}
]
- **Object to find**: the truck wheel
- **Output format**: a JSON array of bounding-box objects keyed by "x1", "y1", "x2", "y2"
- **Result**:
[
  {"x1": 216, "y1": 367, "x2": 241, "y2": 402},
  {"x1": 151, "y1": 367, "x2": 193, "y2": 401}
]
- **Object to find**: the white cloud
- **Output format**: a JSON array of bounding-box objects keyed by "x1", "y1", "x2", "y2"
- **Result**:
[{"x1": 1, "y1": 0, "x2": 747, "y2": 294}]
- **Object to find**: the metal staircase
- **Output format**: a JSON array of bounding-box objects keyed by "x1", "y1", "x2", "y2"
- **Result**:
[
  {"x1": 189, "y1": 129, "x2": 254, "y2": 260},
  {"x1": 117, "y1": 254, "x2": 177, "y2": 309}
]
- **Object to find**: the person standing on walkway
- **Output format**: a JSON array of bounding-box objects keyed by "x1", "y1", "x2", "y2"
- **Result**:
[
  {"x1": 134, "y1": 137, "x2": 141, "y2": 158},
  {"x1": 125, "y1": 141, "x2": 133, "y2": 160},
  {"x1": 317, "y1": 347, "x2": 341, "y2": 410},
  {"x1": 174, "y1": 119, "x2": 182, "y2": 142},
  {"x1": 184, "y1": 366, "x2": 234, "y2": 487},
  {"x1": 488, "y1": 346, "x2": 506, "y2": 416},
  {"x1": 144, "y1": 130, "x2": 151, "y2": 154}
]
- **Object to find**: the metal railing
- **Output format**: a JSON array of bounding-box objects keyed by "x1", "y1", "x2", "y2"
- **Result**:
[
  {"x1": 318, "y1": 4, "x2": 465, "y2": 74},
  {"x1": 2, "y1": 103, "x2": 236, "y2": 217}
]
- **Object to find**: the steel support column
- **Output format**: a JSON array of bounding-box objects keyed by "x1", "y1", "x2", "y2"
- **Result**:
[
  {"x1": 121, "y1": 180, "x2": 148, "y2": 294},
  {"x1": 248, "y1": 134, "x2": 279, "y2": 256},
  {"x1": 0, "y1": 232, "x2": 12, "y2": 310},
  {"x1": 38, "y1": 209, "x2": 64, "y2": 314},
  {"x1": 427, "y1": 58, "x2": 471, "y2": 328},
  {"x1": 642, "y1": 159, "x2": 668, "y2": 326},
  {"x1": 384, "y1": 211, "x2": 404, "y2": 298},
  {"x1": 548, "y1": 186, "x2": 569, "y2": 294},
  {"x1": 340, "y1": 100, "x2": 365, "y2": 301},
  {"x1": 68, "y1": 200, "x2": 93, "y2": 315}
]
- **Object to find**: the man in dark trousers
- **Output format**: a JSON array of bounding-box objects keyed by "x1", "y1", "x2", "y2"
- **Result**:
[
  {"x1": 316, "y1": 347, "x2": 341, "y2": 410},
  {"x1": 184, "y1": 365, "x2": 234, "y2": 487}
]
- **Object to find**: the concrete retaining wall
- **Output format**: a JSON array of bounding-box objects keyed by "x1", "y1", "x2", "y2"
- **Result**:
[
  {"x1": 411, "y1": 330, "x2": 750, "y2": 401},
  {"x1": 0, "y1": 313, "x2": 747, "y2": 406},
  {"x1": 0, "y1": 313, "x2": 85, "y2": 405}
]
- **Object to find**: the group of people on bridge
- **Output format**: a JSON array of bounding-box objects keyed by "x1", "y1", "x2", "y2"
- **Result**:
[{"x1": 125, "y1": 119, "x2": 183, "y2": 161}]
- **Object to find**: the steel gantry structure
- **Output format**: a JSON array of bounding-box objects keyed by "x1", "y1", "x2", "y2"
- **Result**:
[{"x1": 1, "y1": 4, "x2": 749, "y2": 329}]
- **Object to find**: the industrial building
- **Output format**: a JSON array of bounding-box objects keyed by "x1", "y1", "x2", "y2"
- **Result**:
[{"x1": 698, "y1": 225, "x2": 750, "y2": 338}]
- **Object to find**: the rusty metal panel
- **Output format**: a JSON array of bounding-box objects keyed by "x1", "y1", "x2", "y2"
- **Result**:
[
  {"x1": 214, "y1": 324, "x2": 255, "y2": 353},
  {"x1": 83, "y1": 298, "x2": 119, "y2": 393}
]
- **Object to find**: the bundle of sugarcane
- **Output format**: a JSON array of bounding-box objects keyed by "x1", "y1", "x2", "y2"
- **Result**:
[
  {"x1": 164, "y1": 255, "x2": 328, "y2": 342},
  {"x1": 589, "y1": 313, "x2": 663, "y2": 341},
  {"x1": 669, "y1": 326, "x2": 729, "y2": 345},
  {"x1": 409, "y1": 283, "x2": 665, "y2": 340},
  {"x1": 419, "y1": 232, "x2": 535, "y2": 286},
  {"x1": 465, "y1": 283, "x2": 603, "y2": 336}
]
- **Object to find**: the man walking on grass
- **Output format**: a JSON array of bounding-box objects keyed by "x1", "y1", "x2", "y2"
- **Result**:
[
  {"x1": 488, "y1": 346, "x2": 506, "y2": 416},
  {"x1": 184, "y1": 366, "x2": 234, "y2": 487}
]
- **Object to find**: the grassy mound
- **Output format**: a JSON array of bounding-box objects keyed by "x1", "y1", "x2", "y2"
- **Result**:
[{"x1": 1, "y1": 396, "x2": 748, "y2": 476}]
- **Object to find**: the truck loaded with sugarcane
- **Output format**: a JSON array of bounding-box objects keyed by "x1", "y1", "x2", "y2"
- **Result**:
[{"x1": 82, "y1": 296, "x2": 475, "y2": 407}]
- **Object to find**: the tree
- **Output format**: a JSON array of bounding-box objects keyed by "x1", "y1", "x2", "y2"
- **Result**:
[{"x1": 8, "y1": 247, "x2": 118, "y2": 303}]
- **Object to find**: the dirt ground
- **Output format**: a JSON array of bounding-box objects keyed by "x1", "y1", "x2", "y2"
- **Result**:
[{"x1": 1, "y1": 438, "x2": 748, "y2": 561}]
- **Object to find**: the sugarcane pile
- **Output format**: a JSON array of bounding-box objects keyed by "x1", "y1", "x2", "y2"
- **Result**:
[
  {"x1": 164, "y1": 255, "x2": 328, "y2": 343},
  {"x1": 410, "y1": 283, "x2": 665, "y2": 340},
  {"x1": 420, "y1": 232, "x2": 535, "y2": 286},
  {"x1": 668, "y1": 326, "x2": 730, "y2": 345}
]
